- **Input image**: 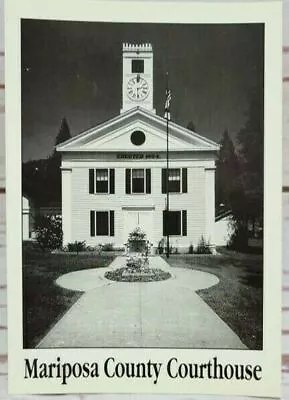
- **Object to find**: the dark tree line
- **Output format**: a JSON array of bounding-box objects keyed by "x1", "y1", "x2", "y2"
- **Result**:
[
  {"x1": 22, "y1": 117, "x2": 71, "y2": 206},
  {"x1": 215, "y1": 91, "x2": 264, "y2": 247}
]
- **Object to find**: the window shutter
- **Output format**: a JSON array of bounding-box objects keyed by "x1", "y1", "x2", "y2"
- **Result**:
[
  {"x1": 109, "y1": 169, "x2": 115, "y2": 194},
  {"x1": 90, "y1": 211, "x2": 95, "y2": 237},
  {"x1": 146, "y1": 169, "x2": 151, "y2": 194},
  {"x1": 89, "y1": 169, "x2": 94, "y2": 194},
  {"x1": 182, "y1": 168, "x2": 187, "y2": 193},
  {"x1": 182, "y1": 210, "x2": 187, "y2": 236},
  {"x1": 125, "y1": 169, "x2": 131, "y2": 194},
  {"x1": 162, "y1": 169, "x2": 167, "y2": 194},
  {"x1": 110, "y1": 211, "x2": 115, "y2": 236},
  {"x1": 163, "y1": 210, "x2": 166, "y2": 236}
]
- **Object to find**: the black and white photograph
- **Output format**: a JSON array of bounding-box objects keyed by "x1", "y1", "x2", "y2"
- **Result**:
[
  {"x1": 21, "y1": 19, "x2": 264, "y2": 350},
  {"x1": 5, "y1": 0, "x2": 282, "y2": 396}
]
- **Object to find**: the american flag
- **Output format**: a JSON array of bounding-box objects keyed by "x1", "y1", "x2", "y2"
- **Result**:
[{"x1": 164, "y1": 88, "x2": 172, "y2": 120}]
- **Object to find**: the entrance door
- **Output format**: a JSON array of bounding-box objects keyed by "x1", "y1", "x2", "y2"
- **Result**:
[{"x1": 123, "y1": 209, "x2": 153, "y2": 244}]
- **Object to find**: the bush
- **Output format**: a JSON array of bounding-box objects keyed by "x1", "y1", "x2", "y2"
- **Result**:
[
  {"x1": 188, "y1": 243, "x2": 194, "y2": 254},
  {"x1": 228, "y1": 220, "x2": 249, "y2": 251},
  {"x1": 67, "y1": 241, "x2": 87, "y2": 254},
  {"x1": 195, "y1": 236, "x2": 212, "y2": 254},
  {"x1": 128, "y1": 227, "x2": 146, "y2": 242},
  {"x1": 34, "y1": 215, "x2": 62, "y2": 252},
  {"x1": 102, "y1": 243, "x2": 114, "y2": 251},
  {"x1": 157, "y1": 238, "x2": 165, "y2": 254}
]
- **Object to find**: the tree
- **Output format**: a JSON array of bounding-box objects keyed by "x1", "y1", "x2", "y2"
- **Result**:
[
  {"x1": 47, "y1": 117, "x2": 72, "y2": 203},
  {"x1": 225, "y1": 89, "x2": 264, "y2": 249},
  {"x1": 215, "y1": 130, "x2": 240, "y2": 214},
  {"x1": 236, "y1": 89, "x2": 264, "y2": 227},
  {"x1": 187, "y1": 120, "x2": 197, "y2": 132},
  {"x1": 22, "y1": 117, "x2": 72, "y2": 205},
  {"x1": 54, "y1": 117, "x2": 72, "y2": 148}
]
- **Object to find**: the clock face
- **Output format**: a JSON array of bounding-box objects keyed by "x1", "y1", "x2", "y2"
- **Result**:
[{"x1": 127, "y1": 77, "x2": 149, "y2": 101}]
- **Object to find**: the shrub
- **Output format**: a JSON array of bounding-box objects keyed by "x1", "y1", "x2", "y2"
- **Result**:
[
  {"x1": 157, "y1": 238, "x2": 165, "y2": 254},
  {"x1": 34, "y1": 215, "x2": 62, "y2": 252},
  {"x1": 188, "y1": 243, "x2": 194, "y2": 254},
  {"x1": 195, "y1": 236, "x2": 212, "y2": 254},
  {"x1": 128, "y1": 227, "x2": 146, "y2": 242},
  {"x1": 102, "y1": 243, "x2": 114, "y2": 251},
  {"x1": 113, "y1": 246, "x2": 125, "y2": 252},
  {"x1": 67, "y1": 241, "x2": 87, "y2": 254}
]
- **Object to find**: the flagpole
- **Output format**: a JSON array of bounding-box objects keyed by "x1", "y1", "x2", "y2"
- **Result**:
[{"x1": 166, "y1": 72, "x2": 170, "y2": 259}]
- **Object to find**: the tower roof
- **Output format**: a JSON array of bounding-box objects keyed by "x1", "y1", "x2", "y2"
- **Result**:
[{"x1": 123, "y1": 43, "x2": 152, "y2": 52}]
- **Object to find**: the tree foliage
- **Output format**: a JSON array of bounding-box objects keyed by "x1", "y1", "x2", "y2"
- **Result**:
[
  {"x1": 22, "y1": 118, "x2": 71, "y2": 205},
  {"x1": 215, "y1": 130, "x2": 240, "y2": 214},
  {"x1": 187, "y1": 120, "x2": 196, "y2": 132},
  {"x1": 34, "y1": 215, "x2": 63, "y2": 251},
  {"x1": 236, "y1": 90, "x2": 264, "y2": 224},
  {"x1": 54, "y1": 117, "x2": 71, "y2": 147},
  {"x1": 215, "y1": 89, "x2": 264, "y2": 250}
]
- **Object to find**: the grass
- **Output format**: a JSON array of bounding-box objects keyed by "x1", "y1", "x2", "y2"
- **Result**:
[
  {"x1": 22, "y1": 242, "x2": 114, "y2": 348},
  {"x1": 164, "y1": 247, "x2": 263, "y2": 350}
]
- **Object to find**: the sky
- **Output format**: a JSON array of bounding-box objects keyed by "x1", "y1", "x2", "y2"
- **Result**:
[{"x1": 21, "y1": 20, "x2": 264, "y2": 162}]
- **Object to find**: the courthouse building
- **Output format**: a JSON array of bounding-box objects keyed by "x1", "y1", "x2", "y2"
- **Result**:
[{"x1": 57, "y1": 43, "x2": 219, "y2": 251}]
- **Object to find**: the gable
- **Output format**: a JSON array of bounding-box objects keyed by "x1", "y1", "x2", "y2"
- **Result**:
[{"x1": 56, "y1": 107, "x2": 219, "y2": 153}]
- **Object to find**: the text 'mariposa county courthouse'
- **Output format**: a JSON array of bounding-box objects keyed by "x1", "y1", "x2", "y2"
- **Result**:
[{"x1": 57, "y1": 43, "x2": 219, "y2": 251}]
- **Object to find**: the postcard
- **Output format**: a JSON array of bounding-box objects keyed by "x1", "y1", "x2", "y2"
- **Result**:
[{"x1": 5, "y1": 0, "x2": 282, "y2": 396}]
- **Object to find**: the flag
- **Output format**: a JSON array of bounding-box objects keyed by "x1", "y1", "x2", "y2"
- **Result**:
[{"x1": 164, "y1": 88, "x2": 172, "y2": 120}]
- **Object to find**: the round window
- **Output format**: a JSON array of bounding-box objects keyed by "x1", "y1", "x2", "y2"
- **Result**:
[{"x1": 130, "y1": 130, "x2": 146, "y2": 146}]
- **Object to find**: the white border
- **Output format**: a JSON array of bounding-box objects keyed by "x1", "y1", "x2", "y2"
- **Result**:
[{"x1": 5, "y1": 0, "x2": 282, "y2": 396}]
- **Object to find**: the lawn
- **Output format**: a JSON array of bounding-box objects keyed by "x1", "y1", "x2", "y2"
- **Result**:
[
  {"x1": 165, "y1": 247, "x2": 263, "y2": 350},
  {"x1": 22, "y1": 242, "x2": 114, "y2": 348}
]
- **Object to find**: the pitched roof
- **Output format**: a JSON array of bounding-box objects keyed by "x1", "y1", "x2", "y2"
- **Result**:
[{"x1": 56, "y1": 107, "x2": 219, "y2": 153}]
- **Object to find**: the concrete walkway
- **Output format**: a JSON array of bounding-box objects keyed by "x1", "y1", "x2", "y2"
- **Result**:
[{"x1": 38, "y1": 256, "x2": 247, "y2": 349}]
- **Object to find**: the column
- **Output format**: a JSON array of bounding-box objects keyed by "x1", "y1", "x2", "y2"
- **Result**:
[
  {"x1": 61, "y1": 167, "x2": 72, "y2": 245},
  {"x1": 205, "y1": 167, "x2": 215, "y2": 248}
]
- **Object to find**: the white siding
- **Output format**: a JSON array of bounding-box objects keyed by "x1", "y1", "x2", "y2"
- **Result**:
[{"x1": 67, "y1": 164, "x2": 208, "y2": 250}]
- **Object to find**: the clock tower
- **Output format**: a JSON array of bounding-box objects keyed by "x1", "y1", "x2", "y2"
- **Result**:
[{"x1": 121, "y1": 43, "x2": 155, "y2": 114}]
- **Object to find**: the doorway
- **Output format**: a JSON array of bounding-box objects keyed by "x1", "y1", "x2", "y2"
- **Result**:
[{"x1": 123, "y1": 208, "x2": 154, "y2": 244}]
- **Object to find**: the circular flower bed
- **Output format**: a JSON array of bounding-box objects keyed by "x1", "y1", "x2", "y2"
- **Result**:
[{"x1": 105, "y1": 267, "x2": 171, "y2": 283}]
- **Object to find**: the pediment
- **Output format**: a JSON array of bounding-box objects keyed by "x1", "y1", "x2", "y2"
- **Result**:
[{"x1": 56, "y1": 107, "x2": 219, "y2": 153}]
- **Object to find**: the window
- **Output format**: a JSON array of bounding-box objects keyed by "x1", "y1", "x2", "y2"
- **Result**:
[
  {"x1": 96, "y1": 169, "x2": 108, "y2": 193},
  {"x1": 163, "y1": 210, "x2": 187, "y2": 236},
  {"x1": 132, "y1": 59, "x2": 144, "y2": 73},
  {"x1": 168, "y1": 169, "x2": 180, "y2": 192},
  {"x1": 132, "y1": 169, "x2": 144, "y2": 193},
  {"x1": 89, "y1": 169, "x2": 115, "y2": 194},
  {"x1": 131, "y1": 130, "x2": 146, "y2": 146},
  {"x1": 126, "y1": 169, "x2": 151, "y2": 194},
  {"x1": 162, "y1": 168, "x2": 187, "y2": 193},
  {"x1": 90, "y1": 210, "x2": 114, "y2": 236}
]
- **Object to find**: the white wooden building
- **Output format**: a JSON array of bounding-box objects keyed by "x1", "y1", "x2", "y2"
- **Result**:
[
  {"x1": 57, "y1": 43, "x2": 219, "y2": 251},
  {"x1": 22, "y1": 195, "x2": 30, "y2": 240}
]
